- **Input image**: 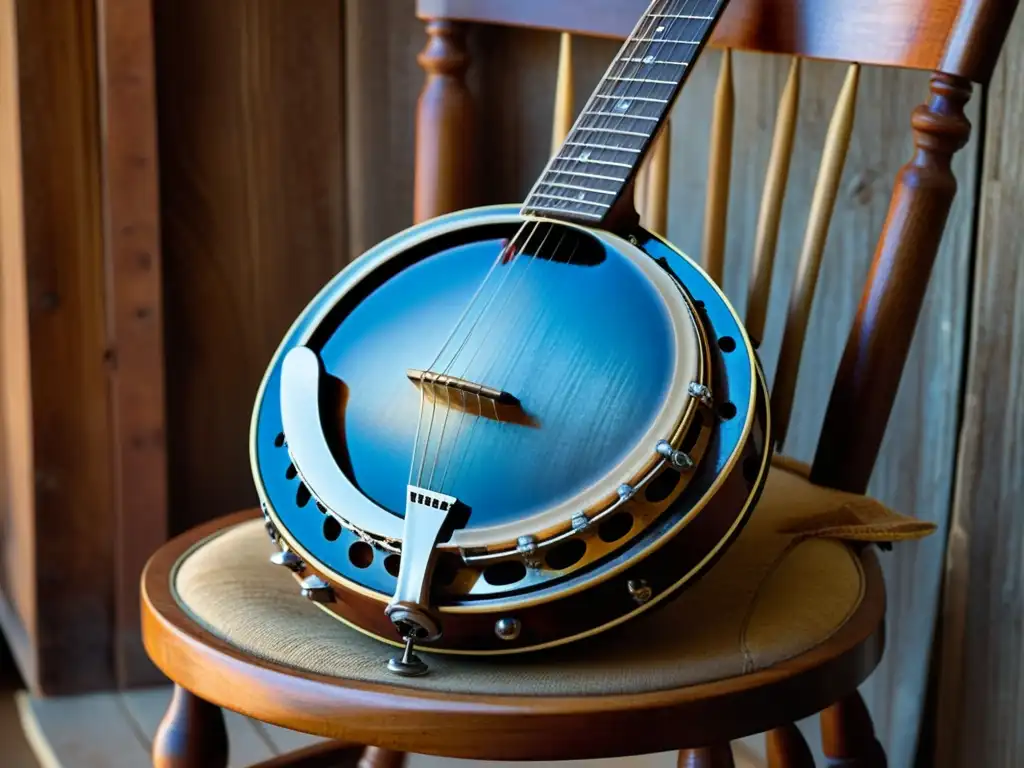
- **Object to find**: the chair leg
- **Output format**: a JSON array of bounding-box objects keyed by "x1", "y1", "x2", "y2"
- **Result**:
[
  {"x1": 678, "y1": 745, "x2": 735, "y2": 767},
  {"x1": 821, "y1": 691, "x2": 887, "y2": 767},
  {"x1": 358, "y1": 747, "x2": 406, "y2": 768},
  {"x1": 152, "y1": 685, "x2": 228, "y2": 768},
  {"x1": 767, "y1": 723, "x2": 814, "y2": 768}
]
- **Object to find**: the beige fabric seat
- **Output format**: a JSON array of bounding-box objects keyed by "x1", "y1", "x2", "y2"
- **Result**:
[{"x1": 172, "y1": 458, "x2": 918, "y2": 697}]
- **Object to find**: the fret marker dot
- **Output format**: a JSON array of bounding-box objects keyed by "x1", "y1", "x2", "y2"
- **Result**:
[
  {"x1": 615, "y1": 99, "x2": 631, "y2": 113},
  {"x1": 643, "y1": 55, "x2": 656, "y2": 64},
  {"x1": 656, "y1": 25, "x2": 665, "y2": 32},
  {"x1": 580, "y1": 150, "x2": 592, "y2": 160},
  {"x1": 577, "y1": 192, "x2": 587, "y2": 201}
]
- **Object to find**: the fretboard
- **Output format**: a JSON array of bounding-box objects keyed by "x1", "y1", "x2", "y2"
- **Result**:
[{"x1": 522, "y1": 0, "x2": 729, "y2": 225}]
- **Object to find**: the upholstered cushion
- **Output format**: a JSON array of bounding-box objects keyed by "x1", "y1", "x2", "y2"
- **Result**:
[{"x1": 172, "y1": 459, "x2": 890, "y2": 696}]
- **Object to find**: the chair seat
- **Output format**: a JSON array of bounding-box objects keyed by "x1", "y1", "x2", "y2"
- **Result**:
[{"x1": 143, "y1": 457, "x2": 888, "y2": 760}]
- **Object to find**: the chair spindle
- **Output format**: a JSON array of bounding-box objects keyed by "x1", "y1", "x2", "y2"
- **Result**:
[
  {"x1": 745, "y1": 57, "x2": 802, "y2": 345},
  {"x1": 678, "y1": 744, "x2": 736, "y2": 767},
  {"x1": 702, "y1": 49, "x2": 735, "y2": 286},
  {"x1": 766, "y1": 723, "x2": 815, "y2": 768},
  {"x1": 770, "y1": 62, "x2": 860, "y2": 449},
  {"x1": 152, "y1": 686, "x2": 228, "y2": 768},
  {"x1": 820, "y1": 690, "x2": 888, "y2": 767},
  {"x1": 643, "y1": 121, "x2": 672, "y2": 235},
  {"x1": 413, "y1": 20, "x2": 474, "y2": 224},
  {"x1": 810, "y1": 72, "x2": 973, "y2": 493},
  {"x1": 551, "y1": 32, "x2": 574, "y2": 156},
  {"x1": 358, "y1": 747, "x2": 407, "y2": 768}
]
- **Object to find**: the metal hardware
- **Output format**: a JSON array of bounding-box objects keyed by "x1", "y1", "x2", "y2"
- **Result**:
[
  {"x1": 688, "y1": 381, "x2": 714, "y2": 409},
  {"x1": 495, "y1": 618, "x2": 522, "y2": 641},
  {"x1": 387, "y1": 635, "x2": 429, "y2": 677},
  {"x1": 571, "y1": 512, "x2": 590, "y2": 532},
  {"x1": 628, "y1": 234, "x2": 639, "y2": 245},
  {"x1": 269, "y1": 550, "x2": 303, "y2": 572},
  {"x1": 516, "y1": 535, "x2": 537, "y2": 554},
  {"x1": 517, "y1": 534, "x2": 542, "y2": 569},
  {"x1": 300, "y1": 575, "x2": 334, "y2": 603},
  {"x1": 617, "y1": 483, "x2": 636, "y2": 502},
  {"x1": 384, "y1": 485, "x2": 456, "y2": 642},
  {"x1": 627, "y1": 578, "x2": 653, "y2": 605},
  {"x1": 656, "y1": 440, "x2": 695, "y2": 471}
]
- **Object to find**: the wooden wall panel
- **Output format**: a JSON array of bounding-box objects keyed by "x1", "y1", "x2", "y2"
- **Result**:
[
  {"x1": 0, "y1": 0, "x2": 120, "y2": 694},
  {"x1": 154, "y1": 0, "x2": 349, "y2": 535},
  {"x1": 935, "y1": 11, "x2": 1024, "y2": 767},
  {"x1": 662, "y1": 51, "x2": 978, "y2": 767},
  {"x1": 344, "y1": 0, "x2": 423, "y2": 254},
  {"x1": 0, "y1": 0, "x2": 34, "y2": 667},
  {"x1": 96, "y1": 0, "x2": 169, "y2": 689}
]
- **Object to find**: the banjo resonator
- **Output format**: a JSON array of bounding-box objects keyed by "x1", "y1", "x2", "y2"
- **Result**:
[{"x1": 250, "y1": 0, "x2": 772, "y2": 676}]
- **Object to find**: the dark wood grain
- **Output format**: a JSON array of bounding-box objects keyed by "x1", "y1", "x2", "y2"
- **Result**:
[
  {"x1": 413, "y1": 20, "x2": 475, "y2": 222},
  {"x1": 0, "y1": 0, "x2": 117, "y2": 695},
  {"x1": 820, "y1": 691, "x2": 888, "y2": 767},
  {"x1": 678, "y1": 745, "x2": 736, "y2": 767},
  {"x1": 934, "y1": 10, "x2": 1024, "y2": 767},
  {"x1": 152, "y1": 685, "x2": 228, "y2": 768},
  {"x1": 417, "y1": 0, "x2": 1020, "y2": 83},
  {"x1": 811, "y1": 73, "x2": 973, "y2": 495},
  {"x1": 96, "y1": 0, "x2": 169, "y2": 690},
  {"x1": 766, "y1": 724, "x2": 814, "y2": 768},
  {"x1": 153, "y1": 0, "x2": 349, "y2": 535},
  {"x1": 356, "y1": 748, "x2": 405, "y2": 768}
]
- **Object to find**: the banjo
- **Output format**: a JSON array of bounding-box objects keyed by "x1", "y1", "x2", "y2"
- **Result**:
[{"x1": 250, "y1": 0, "x2": 771, "y2": 677}]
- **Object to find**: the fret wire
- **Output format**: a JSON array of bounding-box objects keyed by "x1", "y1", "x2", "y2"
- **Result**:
[
  {"x1": 522, "y1": 0, "x2": 723, "y2": 222},
  {"x1": 563, "y1": 141, "x2": 641, "y2": 154},
  {"x1": 620, "y1": 57, "x2": 689, "y2": 66},
  {"x1": 574, "y1": 125, "x2": 650, "y2": 138},
  {"x1": 630, "y1": 38, "x2": 701, "y2": 44},
  {"x1": 583, "y1": 110, "x2": 660, "y2": 122},
  {"x1": 536, "y1": 181, "x2": 617, "y2": 196},
  {"x1": 525, "y1": 205, "x2": 604, "y2": 221},
  {"x1": 592, "y1": 94, "x2": 668, "y2": 104},
  {"x1": 554, "y1": 156, "x2": 633, "y2": 169},
  {"x1": 529, "y1": 192, "x2": 609, "y2": 208},
  {"x1": 606, "y1": 76, "x2": 678, "y2": 85},
  {"x1": 544, "y1": 168, "x2": 627, "y2": 183}
]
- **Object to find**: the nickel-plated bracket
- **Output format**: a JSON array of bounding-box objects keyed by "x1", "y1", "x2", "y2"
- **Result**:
[{"x1": 384, "y1": 484, "x2": 457, "y2": 676}]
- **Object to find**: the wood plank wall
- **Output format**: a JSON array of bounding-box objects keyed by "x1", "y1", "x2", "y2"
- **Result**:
[
  {"x1": 0, "y1": 0, "x2": 121, "y2": 694},
  {"x1": 153, "y1": 0, "x2": 349, "y2": 534},
  {"x1": 935, "y1": 9, "x2": 1024, "y2": 768}
]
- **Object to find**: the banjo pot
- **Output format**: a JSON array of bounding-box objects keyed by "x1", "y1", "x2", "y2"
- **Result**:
[{"x1": 250, "y1": 0, "x2": 771, "y2": 676}]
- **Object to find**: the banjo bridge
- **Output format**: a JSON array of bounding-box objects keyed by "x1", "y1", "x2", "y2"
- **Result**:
[{"x1": 407, "y1": 368, "x2": 520, "y2": 407}]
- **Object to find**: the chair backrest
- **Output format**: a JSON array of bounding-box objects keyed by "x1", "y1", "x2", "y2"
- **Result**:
[{"x1": 412, "y1": 0, "x2": 1018, "y2": 495}]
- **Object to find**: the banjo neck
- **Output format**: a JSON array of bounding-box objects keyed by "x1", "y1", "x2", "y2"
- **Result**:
[{"x1": 521, "y1": 0, "x2": 731, "y2": 228}]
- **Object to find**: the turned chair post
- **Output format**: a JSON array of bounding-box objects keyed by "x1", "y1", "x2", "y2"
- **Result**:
[
  {"x1": 152, "y1": 685, "x2": 228, "y2": 768},
  {"x1": 413, "y1": 19, "x2": 475, "y2": 224},
  {"x1": 821, "y1": 690, "x2": 888, "y2": 767},
  {"x1": 811, "y1": 72, "x2": 973, "y2": 494},
  {"x1": 678, "y1": 745, "x2": 736, "y2": 767}
]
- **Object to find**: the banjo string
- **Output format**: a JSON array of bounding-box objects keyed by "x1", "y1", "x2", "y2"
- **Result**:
[
  {"x1": 425, "y1": 0, "x2": 687, "y2": 492},
  {"x1": 433, "y1": 223, "x2": 570, "y2": 492},
  {"x1": 415, "y1": 218, "x2": 547, "y2": 486}
]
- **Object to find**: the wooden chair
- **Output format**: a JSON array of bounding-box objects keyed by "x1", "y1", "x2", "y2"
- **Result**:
[{"x1": 141, "y1": 1, "x2": 1017, "y2": 766}]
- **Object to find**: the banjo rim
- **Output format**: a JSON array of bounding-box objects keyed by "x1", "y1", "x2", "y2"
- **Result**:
[{"x1": 250, "y1": 205, "x2": 760, "y2": 615}]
